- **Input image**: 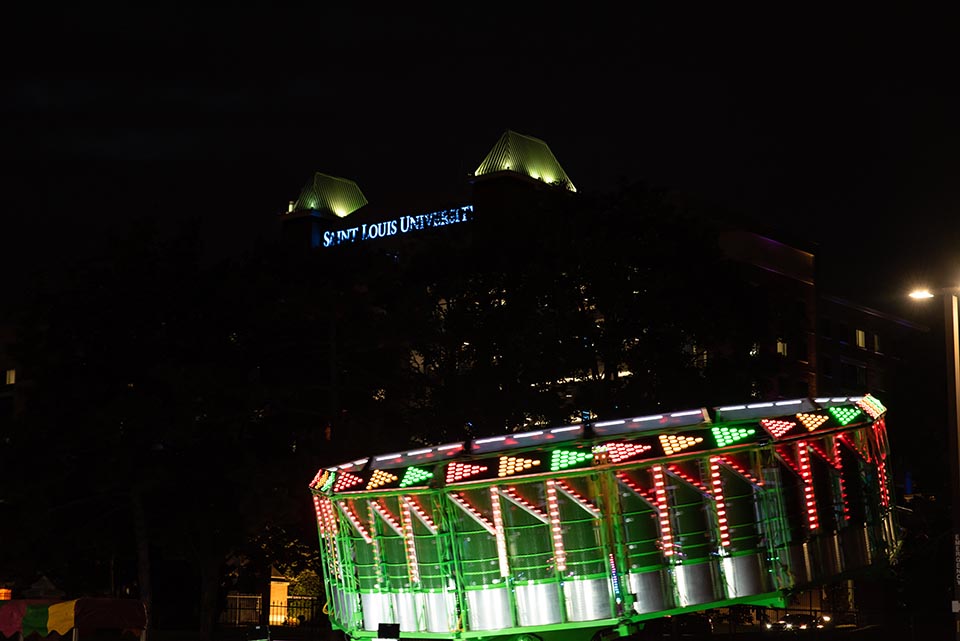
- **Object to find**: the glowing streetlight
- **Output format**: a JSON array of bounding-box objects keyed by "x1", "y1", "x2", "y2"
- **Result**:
[{"x1": 910, "y1": 286, "x2": 960, "y2": 640}]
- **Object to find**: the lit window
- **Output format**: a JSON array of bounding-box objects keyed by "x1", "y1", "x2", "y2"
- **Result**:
[
  {"x1": 4, "y1": 369, "x2": 14, "y2": 385},
  {"x1": 856, "y1": 329, "x2": 866, "y2": 349},
  {"x1": 776, "y1": 340, "x2": 788, "y2": 357},
  {"x1": 691, "y1": 345, "x2": 708, "y2": 369},
  {"x1": 873, "y1": 334, "x2": 881, "y2": 353}
]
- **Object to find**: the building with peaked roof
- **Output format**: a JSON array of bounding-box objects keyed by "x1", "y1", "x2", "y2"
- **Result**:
[
  {"x1": 280, "y1": 173, "x2": 370, "y2": 252},
  {"x1": 278, "y1": 130, "x2": 577, "y2": 254},
  {"x1": 473, "y1": 130, "x2": 577, "y2": 192},
  {"x1": 275, "y1": 130, "x2": 926, "y2": 412}
]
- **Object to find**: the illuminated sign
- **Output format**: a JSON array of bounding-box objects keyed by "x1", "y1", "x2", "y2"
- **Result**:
[{"x1": 323, "y1": 205, "x2": 473, "y2": 248}]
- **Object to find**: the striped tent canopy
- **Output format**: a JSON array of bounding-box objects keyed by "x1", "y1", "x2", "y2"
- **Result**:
[
  {"x1": 0, "y1": 598, "x2": 146, "y2": 639},
  {"x1": 474, "y1": 130, "x2": 576, "y2": 192}
]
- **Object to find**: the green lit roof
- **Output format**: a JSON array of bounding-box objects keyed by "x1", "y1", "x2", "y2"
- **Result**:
[
  {"x1": 474, "y1": 130, "x2": 576, "y2": 192},
  {"x1": 291, "y1": 172, "x2": 368, "y2": 218}
]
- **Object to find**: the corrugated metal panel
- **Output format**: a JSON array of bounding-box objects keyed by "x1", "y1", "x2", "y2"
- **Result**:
[
  {"x1": 293, "y1": 172, "x2": 368, "y2": 217},
  {"x1": 474, "y1": 130, "x2": 576, "y2": 192}
]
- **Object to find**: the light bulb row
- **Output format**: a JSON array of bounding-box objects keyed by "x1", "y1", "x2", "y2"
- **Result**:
[
  {"x1": 489, "y1": 487, "x2": 511, "y2": 577},
  {"x1": 652, "y1": 466, "x2": 674, "y2": 557},
  {"x1": 659, "y1": 434, "x2": 704, "y2": 455},
  {"x1": 498, "y1": 456, "x2": 541, "y2": 477},
  {"x1": 339, "y1": 500, "x2": 373, "y2": 543},
  {"x1": 446, "y1": 462, "x2": 489, "y2": 484},
  {"x1": 545, "y1": 481, "x2": 567, "y2": 571},
  {"x1": 797, "y1": 442, "x2": 819, "y2": 530},
  {"x1": 399, "y1": 502, "x2": 420, "y2": 583},
  {"x1": 709, "y1": 457, "x2": 730, "y2": 547}
]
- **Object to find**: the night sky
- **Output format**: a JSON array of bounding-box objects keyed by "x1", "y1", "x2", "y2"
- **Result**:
[{"x1": 5, "y1": 5, "x2": 960, "y2": 314}]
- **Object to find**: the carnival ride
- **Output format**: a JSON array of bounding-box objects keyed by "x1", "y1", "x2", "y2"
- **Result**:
[{"x1": 309, "y1": 394, "x2": 899, "y2": 640}]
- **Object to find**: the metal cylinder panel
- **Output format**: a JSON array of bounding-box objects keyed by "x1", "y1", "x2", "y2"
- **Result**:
[
  {"x1": 674, "y1": 560, "x2": 720, "y2": 607},
  {"x1": 882, "y1": 512, "x2": 898, "y2": 550},
  {"x1": 811, "y1": 532, "x2": 843, "y2": 580},
  {"x1": 332, "y1": 587, "x2": 359, "y2": 629},
  {"x1": 629, "y1": 569, "x2": 673, "y2": 614},
  {"x1": 360, "y1": 592, "x2": 397, "y2": 631},
  {"x1": 465, "y1": 585, "x2": 513, "y2": 631},
  {"x1": 784, "y1": 542, "x2": 812, "y2": 586},
  {"x1": 721, "y1": 552, "x2": 770, "y2": 598},
  {"x1": 839, "y1": 525, "x2": 872, "y2": 570},
  {"x1": 422, "y1": 591, "x2": 458, "y2": 633},
  {"x1": 514, "y1": 581, "x2": 563, "y2": 626},
  {"x1": 563, "y1": 577, "x2": 612, "y2": 621},
  {"x1": 329, "y1": 587, "x2": 344, "y2": 626},
  {"x1": 394, "y1": 591, "x2": 424, "y2": 632}
]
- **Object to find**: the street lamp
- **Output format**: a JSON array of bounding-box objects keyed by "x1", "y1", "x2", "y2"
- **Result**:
[{"x1": 910, "y1": 287, "x2": 960, "y2": 639}]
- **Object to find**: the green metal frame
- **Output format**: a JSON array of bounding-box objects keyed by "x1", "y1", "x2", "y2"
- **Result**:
[{"x1": 311, "y1": 397, "x2": 900, "y2": 641}]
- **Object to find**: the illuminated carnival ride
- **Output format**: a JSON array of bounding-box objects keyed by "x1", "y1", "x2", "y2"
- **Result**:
[{"x1": 309, "y1": 394, "x2": 899, "y2": 640}]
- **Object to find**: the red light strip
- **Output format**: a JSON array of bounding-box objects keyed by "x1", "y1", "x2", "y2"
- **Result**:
[
  {"x1": 877, "y1": 459, "x2": 891, "y2": 508},
  {"x1": 489, "y1": 487, "x2": 510, "y2": 578},
  {"x1": 652, "y1": 465, "x2": 674, "y2": 557},
  {"x1": 545, "y1": 480, "x2": 567, "y2": 571},
  {"x1": 448, "y1": 493, "x2": 496, "y2": 535},
  {"x1": 314, "y1": 496, "x2": 341, "y2": 579},
  {"x1": 808, "y1": 440, "x2": 837, "y2": 467},
  {"x1": 837, "y1": 432, "x2": 872, "y2": 463},
  {"x1": 314, "y1": 495, "x2": 339, "y2": 535},
  {"x1": 399, "y1": 501, "x2": 420, "y2": 583},
  {"x1": 337, "y1": 500, "x2": 373, "y2": 543},
  {"x1": 666, "y1": 464, "x2": 711, "y2": 494},
  {"x1": 717, "y1": 456, "x2": 763, "y2": 487},
  {"x1": 500, "y1": 487, "x2": 549, "y2": 523},
  {"x1": 555, "y1": 480, "x2": 601, "y2": 518},
  {"x1": 798, "y1": 441, "x2": 819, "y2": 531},
  {"x1": 402, "y1": 496, "x2": 437, "y2": 534},
  {"x1": 313, "y1": 494, "x2": 327, "y2": 534},
  {"x1": 709, "y1": 457, "x2": 730, "y2": 548},
  {"x1": 615, "y1": 472, "x2": 649, "y2": 499},
  {"x1": 873, "y1": 418, "x2": 889, "y2": 459},
  {"x1": 833, "y1": 438, "x2": 851, "y2": 521},
  {"x1": 776, "y1": 445, "x2": 803, "y2": 476},
  {"x1": 370, "y1": 500, "x2": 405, "y2": 537}
]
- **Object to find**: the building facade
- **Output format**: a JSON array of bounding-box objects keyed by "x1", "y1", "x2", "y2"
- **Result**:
[{"x1": 277, "y1": 129, "x2": 926, "y2": 422}]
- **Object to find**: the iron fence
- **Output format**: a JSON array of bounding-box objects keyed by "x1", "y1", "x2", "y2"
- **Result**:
[{"x1": 219, "y1": 594, "x2": 323, "y2": 630}]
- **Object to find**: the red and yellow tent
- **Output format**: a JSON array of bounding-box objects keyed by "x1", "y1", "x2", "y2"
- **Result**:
[{"x1": 0, "y1": 598, "x2": 145, "y2": 639}]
